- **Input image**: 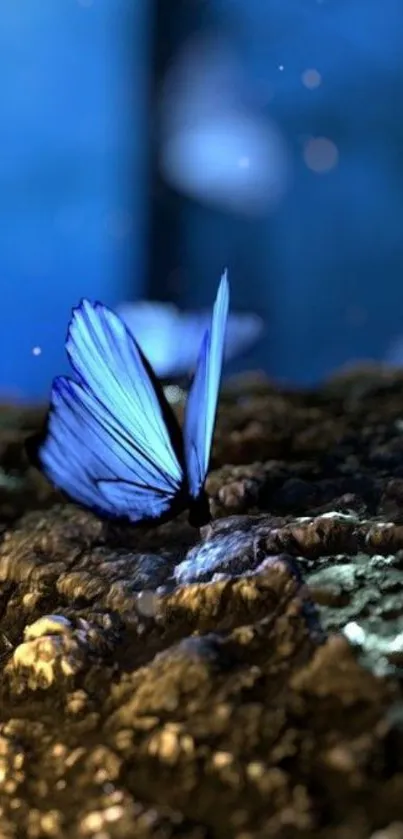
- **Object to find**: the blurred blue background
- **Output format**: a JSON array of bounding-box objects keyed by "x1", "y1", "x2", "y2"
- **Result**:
[
  {"x1": 0, "y1": 0, "x2": 150, "y2": 399},
  {"x1": 1, "y1": 0, "x2": 403, "y2": 399}
]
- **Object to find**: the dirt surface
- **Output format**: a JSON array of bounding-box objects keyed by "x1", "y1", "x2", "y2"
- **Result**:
[{"x1": 2, "y1": 366, "x2": 403, "y2": 838}]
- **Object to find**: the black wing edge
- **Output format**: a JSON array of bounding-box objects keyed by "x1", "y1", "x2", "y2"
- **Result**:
[
  {"x1": 25, "y1": 419, "x2": 47, "y2": 472},
  {"x1": 121, "y1": 328, "x2": 187, "y2": 474}
]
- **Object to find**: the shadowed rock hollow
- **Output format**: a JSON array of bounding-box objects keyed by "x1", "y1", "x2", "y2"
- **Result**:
[{"x1": 2, "y1": 367, "x2": 403, "y2": 838}]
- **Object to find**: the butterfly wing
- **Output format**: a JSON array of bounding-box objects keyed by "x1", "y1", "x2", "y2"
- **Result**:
[
  {"x1": 38, "y1": 300, "x2": 186, "y2": 522},
  {"x1": 183, "y1": 271, "x2": 229, "y2": 499}
]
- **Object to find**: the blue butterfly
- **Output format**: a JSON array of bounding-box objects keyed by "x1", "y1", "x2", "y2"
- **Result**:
[{"x1": 30, "y1": 272, "x2": 229, "y2": 527}]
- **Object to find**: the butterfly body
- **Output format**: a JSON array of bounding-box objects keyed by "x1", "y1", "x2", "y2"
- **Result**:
[{"x1": 29, "y1": 273, "x2": 229, "y2": 528}]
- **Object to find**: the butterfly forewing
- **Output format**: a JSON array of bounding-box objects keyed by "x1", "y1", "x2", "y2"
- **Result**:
[
  {"x1": 67, "y1": 301, "x2": 183, "y2": 485},
  {"x1": 183, "y1": 271, "x2": 229, "y2": 499}
]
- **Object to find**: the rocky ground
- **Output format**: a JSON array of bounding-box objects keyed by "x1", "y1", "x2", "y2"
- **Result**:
[{"x1": 1, "y1": 367, "x2": 403, "y2": 838}]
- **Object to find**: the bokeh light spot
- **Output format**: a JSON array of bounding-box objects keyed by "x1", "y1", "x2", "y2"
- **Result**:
[
  {"x1": 303, "y1": 137, "x2": 339, "y2": 173},
  {"x1": 164, "y1": 384, "x2": 183, "y2": 405},
  {"x1": 302, "y1": 68, "x2": 322, "y2": 89},
  {"x1": 32, "y1": 346, "x2": 42, "y2": 356}
]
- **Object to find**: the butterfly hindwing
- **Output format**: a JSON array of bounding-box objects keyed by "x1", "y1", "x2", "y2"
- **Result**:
[
  {"x1": 39, "y1": 301, "x2": 186, "y2": 522},
  {"x1": 183, "y1": 271, "x2": 229, "y2": 499}
]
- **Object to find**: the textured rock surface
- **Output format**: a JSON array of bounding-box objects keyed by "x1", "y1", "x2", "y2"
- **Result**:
[{"x1": 1, "y1": 368, "x2": 403, "y2": 837}]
